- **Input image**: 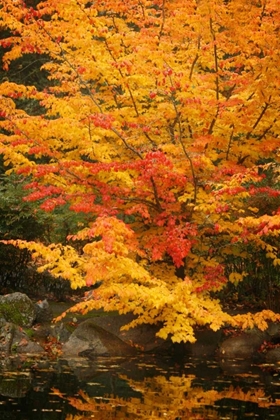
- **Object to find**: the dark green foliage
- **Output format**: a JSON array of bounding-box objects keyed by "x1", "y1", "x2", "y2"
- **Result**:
[
  {"x1": 219, "y1": 242, "x2": 280, "y2": 311},
  {"x1": 0, "y1": 174, "x2": 46, "y2": 241},
  {"x1": 0, "y1": 158, "x2": 91, "y2": 299},
  {"x1": 2, "y1": 54, "x2": 50, "y2": 91}
]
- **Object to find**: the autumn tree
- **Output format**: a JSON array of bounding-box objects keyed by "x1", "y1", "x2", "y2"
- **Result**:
[{"x1": 0, "y1": 0, "x2": 280, "y2": 342}]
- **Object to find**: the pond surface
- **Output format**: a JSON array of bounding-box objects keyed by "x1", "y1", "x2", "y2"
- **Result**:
[{"x1": 0, "y1": 354, "x2": 280, "y2": 420}]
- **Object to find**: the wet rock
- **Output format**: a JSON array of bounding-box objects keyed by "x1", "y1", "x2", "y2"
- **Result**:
[
  {"x1": 0, "y1": 320, "x2": 44, "y2": 356},
  {"x1": 34, "y1": 299, "x2": 54, "y2": 324},
  {"x1": 90, "y1": 314, "x2": 169, "y2": 352},
  {"x1": 184, "y1": 328, "x2": 222, "y2": 357},
  {"x1": 32, "y1": 324, "x2": 52, "y2": 340},
  {"x1": 218, "y1": 330, "x2": 268, "y2": 358},
  {"x1": 265, "y1": 347, "x2": 280, "y2": 363},
  {"x1": 0, "y1": 320, "x2": 15, "y2": 354},
  {"x1": 11, "y1": 327, "x2": 44, "y2": 354},
  {"x1": 0, "y1": 292, "x2": 36, "y2": 327},
  {"x1": 267, "y1": 322, "x2": 280, "y2": 339},
  {"x1": 50, "y1": 322, "x2": 72, "y2": 343},
  {"x1": 63, "y1": 319, "x2": 137, "y2": 357}
]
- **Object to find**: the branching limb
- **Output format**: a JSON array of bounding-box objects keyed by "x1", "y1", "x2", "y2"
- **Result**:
[
  {"x1": 246, "y1": 100, "x2": 270, "y2": 139},
  {"x1": 189, "y1": 35, "x2": 201, "y2": 81},
  {"x1": 167, "y1": 81, "x2": 197, "y2": 207},
  {"x1": 226, "y1": 125, "x2": 234, "y2": 161},
  {"x1": 208, "y1": 18, "x2": 220, "y2": 135}
]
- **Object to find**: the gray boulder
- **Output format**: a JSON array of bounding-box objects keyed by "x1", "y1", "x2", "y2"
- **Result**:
[
  {"x1": 50, "y1": 322, "x2": 72, "y2": 343},
  {"x1": 90, "y1": 314, "x2": 168, "y2": 352},
  {"x1": 184, "y1": 328, "x2": 222, "y2": 357},
  {"x1": 0, "y1": 292, "x2": 36, "y2": 328},
  {"x1": 0, "y1": 319, "x2": 44, "y2": 356},
  {"x1": 34, "y1": 299, "x2": 54, "y2": 324},
  {"x1": 11, "y1": 328, "x2": 44, "y2": 354},
  {"x1": 0, "y1": 320, "x2": 15, "y2": 354},
  {"x1": 218, "y1": 330, "x2": 268, "y2": 358},
  {"x1": 265, "y1": 347, "x2": 280, "y2": 363},
  {"x1": 63, "y1": 319, "x2": 137, "y2": 357},
  {"x1": 267, "y1": 322, "x2": 280, "y2": 339}
]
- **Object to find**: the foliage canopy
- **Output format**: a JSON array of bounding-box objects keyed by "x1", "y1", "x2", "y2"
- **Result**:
[{"x1": 0, "y1": 0, "x2": 280, "y2": 342}]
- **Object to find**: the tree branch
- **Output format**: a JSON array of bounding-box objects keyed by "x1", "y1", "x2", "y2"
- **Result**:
[{"x1": 246, "y1": 100, "x2": 270, "y2": 139}]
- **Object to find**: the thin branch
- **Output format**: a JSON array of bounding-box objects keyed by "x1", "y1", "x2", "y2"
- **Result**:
[
  {"x1": 208, "y1": 107, "x2": 220, "y2": 135},
  {"x1": 104, "y1": 39, "x2": 141, "y2": 121},
  {"x1": 189, "y1": 35, "x2": 201, "y2": 81},
  {"x1": 139, "y1": 1, "x2": 146, "y2": 19},
  {"x1": 120, "y1": 195, "x2": 162, "y2": 212},
  {"x1": 189, "y1": 54, "x2": 199, "y2": 82},
  {"x1": 104, "y1": 37, "x2": 157, "y2": 147},
  {"x1": 208, "y1": 18, "x2": 220, "y2": 135},
  {"x1": 246, "y1": 101, "x2": 270, "y2": 139},
  {"x1": 111, "y1": 127, "x2": 143, "y2": 159},
  {"x1": 126, "y1": 83, "x2": 140, "y2": 117},
  {"x1": 168, "y1": 87, "x2": 197, "y2": 206},
  {"x1": 210, "y1": 17, "x2": 219, "y2": 101},
  {"x1": 226, "y1": 125, "x2": 234, "y2": 161},
  {"x1": 257, "y1": 118, "x2": 276, "y2": 141},
  {"x1": 158, "y1": 0, "x2": 166, "y2": 40},
  {"x1": 187, "y1": 121, "x2": 193, "y2": 139},
  {"x1": 150, "y1": 176, "x2": 163, "y2": 211}
]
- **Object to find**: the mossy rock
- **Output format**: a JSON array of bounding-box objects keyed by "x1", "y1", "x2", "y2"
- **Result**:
[{"x1": 0, "y1": 292, "x2": 36, "y2": 328}]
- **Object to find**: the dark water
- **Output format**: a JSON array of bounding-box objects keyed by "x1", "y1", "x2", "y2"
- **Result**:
[{"x1": 0, "y1": 354, "x2": 280, "y2": 420}]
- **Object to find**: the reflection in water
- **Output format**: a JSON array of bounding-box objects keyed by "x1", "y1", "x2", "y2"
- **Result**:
[
  {"x1": 0, "y1": 355, "x2": 280, "y2": 419},
  {"x1": 58, "y1": 372, "x2": 280, "y2": 419}
]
